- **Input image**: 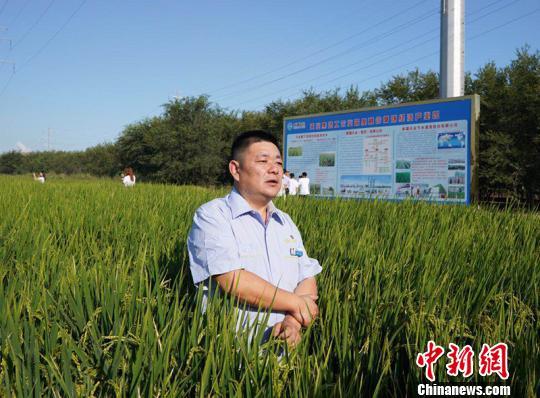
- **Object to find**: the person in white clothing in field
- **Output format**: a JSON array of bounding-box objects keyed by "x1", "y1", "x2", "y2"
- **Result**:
[
  {"x1": 282, "y1": 170, "x2": 291, "y2": 195},
  {"x1": 288, "y1": 172, "x2": 299, "y2": 196},
  {"x1": 33, "y1": 171, "x2": 46, "y2": 183},
  {"x1": 298, "y1": 172, "x2": 310, "y2": 196},
  {"x1": 122, "y1": 167, "x2": 136, "y2": 187},
  {"x1": 277, "y1": 169, "x2": 290, "y2": 197}
]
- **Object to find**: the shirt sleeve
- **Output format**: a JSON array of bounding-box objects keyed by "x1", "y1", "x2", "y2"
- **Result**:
[
  {"x1": 187, "y1": 206, "x2": 242, "y2": 285},
  {"x1": 288, "y1": 217, "x2": 322, "y2": 283}
]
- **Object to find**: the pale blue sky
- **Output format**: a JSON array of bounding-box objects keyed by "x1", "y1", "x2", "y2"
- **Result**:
[{"x1": 0, "y1": 0, "x2": 538, "y2": 153}]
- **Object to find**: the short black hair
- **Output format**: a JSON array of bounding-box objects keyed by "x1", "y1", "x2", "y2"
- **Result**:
[{"x1": 231, "y1": 130, "x2": 279, "y2": 161}]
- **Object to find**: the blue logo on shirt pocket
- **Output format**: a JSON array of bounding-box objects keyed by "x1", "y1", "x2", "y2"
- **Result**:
[{"x1": 289, "y1": 248, "x2": 303, "y2": 257}]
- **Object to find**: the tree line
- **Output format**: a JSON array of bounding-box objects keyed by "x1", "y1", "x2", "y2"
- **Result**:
[{"x1": 1, "y1": 47, "x2": 538, "y2": 204}]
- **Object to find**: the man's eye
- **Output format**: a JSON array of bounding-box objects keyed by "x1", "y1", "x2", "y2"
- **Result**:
[{"x1": 257, "y1": 160, "x2": 267, "y2": 163}]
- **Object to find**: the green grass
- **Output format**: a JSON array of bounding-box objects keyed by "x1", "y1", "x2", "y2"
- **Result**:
[{"x1": 0, "y1": 175, "x2": 538, "y2": 397}]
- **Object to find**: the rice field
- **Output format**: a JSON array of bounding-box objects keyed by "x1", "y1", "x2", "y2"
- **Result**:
[{"x1": 0, "y1": 175, "x2": 538, "y2": 397}]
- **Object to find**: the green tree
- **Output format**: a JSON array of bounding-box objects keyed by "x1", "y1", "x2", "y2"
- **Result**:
[
  {"x1": 116, "y1": 96, "x2": 238, "y2": 185},
  {"x1": 375, "y1": 69, "x2": 439, "y2": 105},
  {"x1": 470, "y1": 47, "x2": 540, "y2": 201},
  {"x1": 0, "y1": 151, "x2": 25, "y2": 174},
  {"x1": 2, "y1": 46, "x2": 537, "y2": 204},
  {"x1": 504, "y1": 47, "x2": 540, "y2": 202},
  {"x1": 84, "y1": 143, "x2": 120, "y2": 177}
]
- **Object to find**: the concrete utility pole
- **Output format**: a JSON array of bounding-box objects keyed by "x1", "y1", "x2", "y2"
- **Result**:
[{"x1": 440, "y1": 0, "x2": 465, "y2": 98}]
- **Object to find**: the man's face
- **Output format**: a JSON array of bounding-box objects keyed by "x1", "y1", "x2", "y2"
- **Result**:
[{"x1": 230, "y1": 141, "x2": 283, "y2": 203}]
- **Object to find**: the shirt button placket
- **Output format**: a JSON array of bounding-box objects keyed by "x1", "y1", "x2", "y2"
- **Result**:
[{"x1": 263, "y1": 222, "x2": 273, "y2": 281}]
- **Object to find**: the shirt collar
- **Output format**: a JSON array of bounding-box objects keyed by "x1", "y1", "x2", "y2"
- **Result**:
[{"x1": 228, "y1": 188, "x2": 284, "y2": 224}]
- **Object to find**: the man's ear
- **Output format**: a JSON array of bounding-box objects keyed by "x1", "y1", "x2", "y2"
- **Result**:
[{"x1": 229, "y1": 160, "x2": 240, "y2": 183}]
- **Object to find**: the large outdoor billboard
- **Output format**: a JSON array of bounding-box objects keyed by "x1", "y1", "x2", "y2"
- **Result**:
[{"x1": 283, "y1": 95, "x2": 479, "y2": 204}]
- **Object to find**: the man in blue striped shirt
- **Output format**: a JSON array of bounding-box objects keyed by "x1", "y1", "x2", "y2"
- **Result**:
[{"x1": 187, "y1": 130, "x2": 322, "y2": 345}]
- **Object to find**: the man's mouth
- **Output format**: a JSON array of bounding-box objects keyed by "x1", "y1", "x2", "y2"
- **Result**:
[{"x1": 266, "y1": 179, "x2": 279, "y2": 185}]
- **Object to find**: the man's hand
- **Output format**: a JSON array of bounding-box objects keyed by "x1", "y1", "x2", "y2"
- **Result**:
[
  {"x1": 273, "y1": 315, "x2": 302, "y2": 346},
  {"x1": 290, "y1": 294, "x2": 318, "y2": 327}
]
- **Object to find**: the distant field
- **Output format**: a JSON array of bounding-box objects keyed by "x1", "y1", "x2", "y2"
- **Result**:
[{"x1": 0, "y1": 176, "x2": 538, "y2": 397}]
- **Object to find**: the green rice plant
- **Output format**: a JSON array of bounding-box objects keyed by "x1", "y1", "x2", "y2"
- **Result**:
[{"x1": 0, "y1": 175, "x2": 538, "y2": 396}]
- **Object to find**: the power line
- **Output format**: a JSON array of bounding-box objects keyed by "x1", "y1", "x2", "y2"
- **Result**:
[
  {"x1": 205, "y1": 0, "x2": 512, "y2": 99},
  {"x1": 232, "y1": 8, "x2": 540, "y2": 110},
  {"x1": 18, "y1": 0, "x2": 87, "y2": 71},
  {"x1": 0, "y1": 69, "x2": 14, "y2": 96},
  {"x1": 0, "y1": 36, "x2": 11, "y2": 50},
  {"x1": 213, "y1": 7, "x2": 440, "y2": 102},
  {"x1": 0, "y1": 0, "x2": 54, "y2": 73},
  {"x1": 205, "y1": 0, "x2": 433, "y2": 95},
  {"x1": 201, "y1": 0, "x2": 379, "y2": 95},
  {"x1": 0, "y1": 0, "x2": 87, "y2": 97},
  {"x1": 231, "y1": 34, "x2": 441, "y2": 109},
  {"x1": 8, "y1": 0, "x2": 31, "y2": 27},
  {"x1": 234, "y1": 0, "x2": 522, "y2": 107},
  {"x1": 12, "y1": 0, "x2": 56, "y2": 50},
  {"x1": 0, "y1": 1, "x2": 8, "y2": 18},
  {"x1": 218, "y1": 0, "x2": 520, "y2": 104},
  {"x1": 468, "y1": 7, "x2": 539, "y2": 42},
  {"x1": 225, "y1": 0, "x2": 525, "y2": 108}
]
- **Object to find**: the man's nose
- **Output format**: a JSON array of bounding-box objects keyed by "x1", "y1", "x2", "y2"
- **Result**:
[{"x1": 268, "y1": 162, "x2": 281, "y2": 174}]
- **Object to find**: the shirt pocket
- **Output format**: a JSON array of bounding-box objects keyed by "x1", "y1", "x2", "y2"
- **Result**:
[
  {"x1": 277, "y1": 236, "x2": 301, "y2": 291},
  {"x1": 238, "y1": 243, "x2": 259, "y2": 257},
  {"x1": 282, "y1": 233, "x2": 303, "y2": 259},
  {"x1": 237, "y1": 243, "x2": 264, "y2": 272}
]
